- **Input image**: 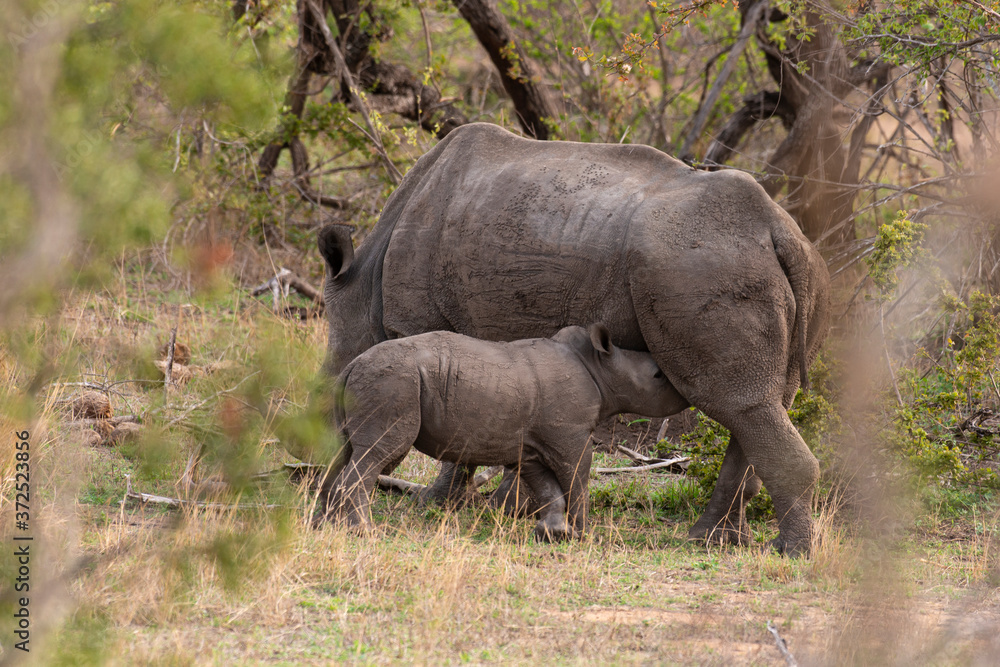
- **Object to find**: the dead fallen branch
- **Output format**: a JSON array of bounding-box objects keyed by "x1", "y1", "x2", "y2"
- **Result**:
[
  {"x1": 122, "y1": 475, "x2": 280, "y2": 510},
  {"x1": 767, "y1": 620, "x2": 798, "y2": 667},
  {"x1": 250, "y1": 268, "x2": 324, "y2": 317},
  {"x1": 67, "y1": 414, "x2": 141, "y2": 427},
  {"x1": 377, "y1": 475, "x2": 426, "y2": 496},
  {"x1": 615, "y1": 444, "x2": 667, "y2": 465},
  {"x1": 251, "y1": 461, "x2": 321, "y2": 481},
  {"x1": 473, "y1": 465, "x2": 504, "y2": 488},
  {"x1": 592, "y1": 456, "x2": 690, "y2": 475}
]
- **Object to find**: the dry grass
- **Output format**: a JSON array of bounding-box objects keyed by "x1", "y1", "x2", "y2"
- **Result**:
[{"x1": 2, "y1": 261, "x2": 1000, "y2": 665}]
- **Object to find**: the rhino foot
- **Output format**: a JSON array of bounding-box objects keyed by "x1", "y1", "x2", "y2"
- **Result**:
[
  {"x1": 688, "y1": 517, "x2": 754, "y2": 547},
  {"x1": 311, "y1": 503, "x2": 373, "y2": 534},
  {"x1": 533, "y1": 519, "x2": 579, "y2": 543},
  {"x1": 768, "y1": 534, "x2": 811, "y2": 558}
]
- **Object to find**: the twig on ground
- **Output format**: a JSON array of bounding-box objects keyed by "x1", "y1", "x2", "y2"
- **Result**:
[
  {"x1": 250, "y1": 268, "x2": 324, "y2": 315},
  {"x1": 593, "y1": 456, "x2": 690, "y2": 474},
  {"x1": 473, "y1": 465, "x2": 504, "y2": 489},
  {"x1": 377, "y1": 475, "x2": 426, "y2": 496},
  {"x1": 164, "y1": 327, "x2": 177, "y2": 391},
  {"x1": 123, "y1": 475, "x2": 280, "y2": 510},
  {"x1": 615, "y1": 444, "x2": 666, "y2": 465},
  {"x1": 767, "y1": 620, "x2": 798, "y2": 667},
  {"x1": 251, "y1": 462, "x2": 324, "y2": 481}
]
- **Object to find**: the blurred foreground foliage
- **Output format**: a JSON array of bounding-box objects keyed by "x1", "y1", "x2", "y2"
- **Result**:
[{"x1": 0, "y1": 0, "x2": 283, "y2": 314}]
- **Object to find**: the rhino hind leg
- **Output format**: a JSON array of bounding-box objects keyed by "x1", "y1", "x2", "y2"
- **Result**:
[
  {"x1": 719, "y1": 405, "x2": 818, "y2": 557},
  {"x1": 486, "y1": 467, "x2": 541, "y2": 518},
  {"x1": 326, "y1": 386, "x2": 422, "y2": 529},
  {"x1": 417, "y1": 462, "x2": 477, "y2": 507},
  {"x1": 687, "y1": 437, "x2": 762, "y2": 547}
]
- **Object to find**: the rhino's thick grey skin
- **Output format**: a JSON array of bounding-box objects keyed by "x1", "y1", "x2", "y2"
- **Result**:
[
  {"x1": 321, "y1": 324, "x2": 686, "y2": 541},
  {"x1": 318, "y1": 123, "x2": 830, "y2": 556}
]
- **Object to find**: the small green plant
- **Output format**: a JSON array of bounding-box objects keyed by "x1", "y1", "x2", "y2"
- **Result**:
[
  {"x1": 866, "y1": 210, "x2": 928, "y2": 298},
  {"x1": 883, "y1": 291, "x2": 1000, "y2": 500}
]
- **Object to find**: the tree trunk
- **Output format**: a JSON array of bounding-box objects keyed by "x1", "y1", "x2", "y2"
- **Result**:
[{"x1": 453, "y1": 0, "x2": 557, "y2": 139}]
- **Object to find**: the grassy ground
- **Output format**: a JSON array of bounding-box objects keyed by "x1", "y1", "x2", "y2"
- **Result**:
[{"x1": 2, "y1": 261, "x2": 999, "y2": 665}]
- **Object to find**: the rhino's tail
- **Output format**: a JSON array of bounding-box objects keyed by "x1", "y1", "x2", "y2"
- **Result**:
[{"x1": 771, "y1": 220, "x2": 831, "y2": 395}]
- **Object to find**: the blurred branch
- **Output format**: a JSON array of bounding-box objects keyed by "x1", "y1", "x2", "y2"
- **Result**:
[
  {"x1": 0, "y1": 12, "x2": 80, "y2": 319},
  {"x1": 124, "y1": 475, "x2": 280, "y2": 509},
  {"x1": 593, "y1": 456, "x2": 690, "y2": 474},
  {"x1": 767, "y1": 620, "x2": 798, "y2": 667}
]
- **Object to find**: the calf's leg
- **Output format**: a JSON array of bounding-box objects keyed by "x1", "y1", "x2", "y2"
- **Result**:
[
  {"x1": 549, "y1": 441, "x2": 594, "y2": 538},
  {"x1": 487, "y1": 466, "x2": 541, "y2": 518},
  {"x1": 328, "y1": 381, "x2": 422, "y2": 528},
  {"x1": 518, "y1": 461, "x2": 573, "y2": 542}
]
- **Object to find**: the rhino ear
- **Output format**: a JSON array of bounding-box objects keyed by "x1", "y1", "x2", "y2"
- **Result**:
[
  {"x1": 318, "y1": 224, "x2": 355, "y2": 279},
  {"x1": 589, "y1": 323, "x2": 613, "y2": 356}
]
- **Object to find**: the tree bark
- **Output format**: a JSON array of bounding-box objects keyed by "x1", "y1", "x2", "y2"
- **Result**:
[{"x1": 453, "y1": 0, "x2": 557, "y2": 139}]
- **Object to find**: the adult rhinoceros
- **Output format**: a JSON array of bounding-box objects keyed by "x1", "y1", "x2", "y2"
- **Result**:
[{"x1": 317, "y1": 122, "x2": 830, "y2": 555}]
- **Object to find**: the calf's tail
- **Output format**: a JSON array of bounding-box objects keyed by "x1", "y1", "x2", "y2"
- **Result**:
[{"x1": 319, "y1": 365, "x2": 356, "y2": 493}]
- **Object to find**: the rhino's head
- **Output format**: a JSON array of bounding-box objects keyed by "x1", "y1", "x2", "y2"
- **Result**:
[
  {"x1": 318, "y1": 224, "x2": 379, "y2": 376},
  {"x1": 554, "y1": 323, "x2": 689, "y2": 420}
]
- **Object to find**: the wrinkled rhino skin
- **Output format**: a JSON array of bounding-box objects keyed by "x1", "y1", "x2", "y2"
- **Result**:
[
  {"x1": 320, "y1": 325, "x2": 687, "y2": 541},
  {"x1": 318, "y1": 123, "x2": 830, "y2": 556}
]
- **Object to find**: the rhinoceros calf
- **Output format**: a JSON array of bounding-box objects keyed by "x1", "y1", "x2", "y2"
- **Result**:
[
  {"x1": 320, "y1": 324, "x2": 687, "y2": 541},
  {"x1": 317, "y1": 122, "x2": 830, "y2": 555}
]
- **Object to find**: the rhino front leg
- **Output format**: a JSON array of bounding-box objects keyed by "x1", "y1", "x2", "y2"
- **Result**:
[
  {"x1": 550, "y1": 439, "x2": 593, "y2": 538},
  {"x1": 519, "y1": 461, "x2": 573, "y2": 543},
  {"x1": 688, "y1": 437, "x2": 762, "y2": 547}
]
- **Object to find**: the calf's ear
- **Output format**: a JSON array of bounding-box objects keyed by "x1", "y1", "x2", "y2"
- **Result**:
[
  {"x1": 588, "y1": 323, "x2": 613, "y2": 356},
  {"x1": 318, "y1": 224, "x2": 355, "y2": 279}
]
